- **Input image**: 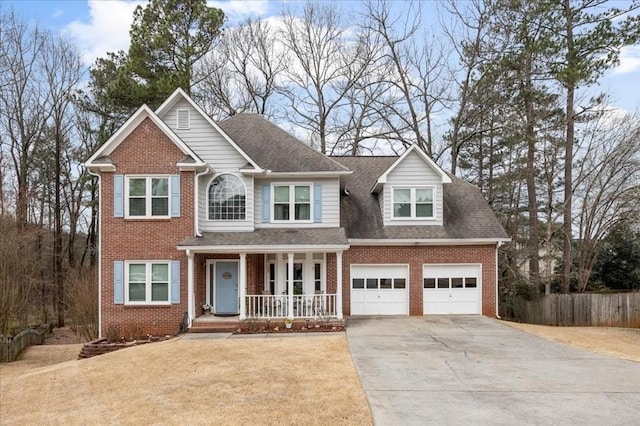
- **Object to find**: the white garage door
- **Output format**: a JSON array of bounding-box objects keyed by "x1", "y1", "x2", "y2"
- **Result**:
[
  {"x1": 351, "y1": 265, "x2": 408, "y2": 315},
  {"x1": 423, "y1": 264, "x2": 481, "y2": 314}
]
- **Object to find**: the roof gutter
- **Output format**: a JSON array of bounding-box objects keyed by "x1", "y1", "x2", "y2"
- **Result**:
[{"x1": 349, "y1": 238, "x2": 511, "y2": 246}]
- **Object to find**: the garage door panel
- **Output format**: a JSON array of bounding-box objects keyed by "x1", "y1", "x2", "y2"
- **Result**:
[
  {"x1": 351, "y1": 265, "x2": 408, "y2": 316},
  {"x1": 423, "y1": 265, "x2": 481, "y2": 315}
]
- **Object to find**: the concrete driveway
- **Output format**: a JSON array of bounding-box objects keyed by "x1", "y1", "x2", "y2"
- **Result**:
[{"x1": 347, "y1": 316, "x2": 640, "y2": 426}]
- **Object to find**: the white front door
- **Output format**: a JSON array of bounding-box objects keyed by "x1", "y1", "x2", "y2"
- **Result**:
[
  {"x1": 423, "y1": 264, "x2": 481, "y2": 314},
  {"x1": 350, "y1": 265, "x2": 408, "y2": 315}
]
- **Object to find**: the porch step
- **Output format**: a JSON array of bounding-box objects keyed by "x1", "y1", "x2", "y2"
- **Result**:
[{"x1": 189, "y1": 321, "x2": 240, "y2": 333}]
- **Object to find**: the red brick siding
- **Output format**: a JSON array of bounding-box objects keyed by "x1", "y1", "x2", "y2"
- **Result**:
[
  {"x1": 342, "y1": 245, "x2": 497, "y2": 317},
  {"x1": 101, "y1": 117, "x2": 194, "y2": 336}
]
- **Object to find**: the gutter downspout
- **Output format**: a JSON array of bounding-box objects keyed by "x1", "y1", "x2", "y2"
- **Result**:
[
  {"x1": 194, "y1": 167, "x2": 211, "y2": 237},
  {"x1": 496, "y1": 241, "x2": 503, "y2": 319},
  {"x1": 87, "y1": 169, "x2": 102, "y2": 337}
]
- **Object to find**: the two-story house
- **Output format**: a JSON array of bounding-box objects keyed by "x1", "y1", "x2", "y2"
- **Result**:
[{"x1": 85, "y1": 88, "x2": 509, "y2": 337}]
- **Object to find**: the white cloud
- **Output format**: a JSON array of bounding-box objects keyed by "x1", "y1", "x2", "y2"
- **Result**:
[
  {"x1": 208, "y1": 0, "x2": 271, "y2": 22},
  {"x1": 63, "y1": 0, "x2": 144, "y2": 66},
  {"x1": 51, "y1": 9, "x2": 64, "y2": 19},
  {"x1": 612, "y1": 45, "x2": 640, "y2": 75}
]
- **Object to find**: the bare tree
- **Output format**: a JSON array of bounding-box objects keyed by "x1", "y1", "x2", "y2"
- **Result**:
[
  {"x1": 362, "y1": 0, "x2": 450, "y2": 157},
  {"x1": 573, "y1": 111, "x2": 640, "y2": 292},
  {"x1": 280, "y1": 2, "x2": 372, "y2": 154},
  {"x1": 0, "y1": 12, "x2": 52, "y2": 228},
  {"x1": 196, "y1": 18, "x2": 287, "y2": 119}
]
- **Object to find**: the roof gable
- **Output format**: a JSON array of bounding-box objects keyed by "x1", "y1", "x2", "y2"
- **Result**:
[
  {"x1": 371, "y1": 144, "x2": 451, "y2": 193},
  {"x1": 155, "y1": 88, "x2": 262, "y2": 172},
  {"x1": 85, "y1": 104, "x2": 204, "y2": 171}
]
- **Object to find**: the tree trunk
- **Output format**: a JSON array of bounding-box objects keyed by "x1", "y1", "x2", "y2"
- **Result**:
[{"x1": 562, "y1": 0, "x2": 575, "y2": 294}]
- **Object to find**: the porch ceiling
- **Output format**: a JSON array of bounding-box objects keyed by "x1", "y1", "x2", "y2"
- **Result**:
[{"x1": 178, "y1": 227, "x2": 350, "y2": 253}]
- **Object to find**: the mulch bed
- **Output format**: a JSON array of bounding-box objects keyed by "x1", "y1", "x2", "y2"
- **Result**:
[{"x1": 235, "y1": 319, "x2": 346, "y2": 334}]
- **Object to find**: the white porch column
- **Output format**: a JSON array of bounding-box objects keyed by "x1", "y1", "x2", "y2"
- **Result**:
[
  {"x1": 336, "y1": 251, "x2": 343, "y2": 319},
  {"x1": 287, "y1": 253, "x2": 294, "y2": 319},
  {"x1": 187, "y1": 250, "x2": 194, "y2": 326},
  {"x1": 239, "y1": 253, "x2": 247, "y2": 320}
]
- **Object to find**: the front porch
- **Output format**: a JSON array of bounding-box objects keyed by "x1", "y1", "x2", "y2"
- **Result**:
[{"x1": 179, "y1": 229, "x2": 350, "y2": 329}]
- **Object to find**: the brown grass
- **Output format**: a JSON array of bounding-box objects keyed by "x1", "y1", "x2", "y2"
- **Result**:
[
  {"x1": 0, "y1": 335, "x2": 372, "y2": 425},
  {"x1": 502, "y1": 321, "x2": 640, "y2": 363}
]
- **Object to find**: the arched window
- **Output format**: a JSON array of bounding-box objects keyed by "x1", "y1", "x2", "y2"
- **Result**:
[{"x1": 208, "y1": 174, "x2": 246, "y2": 220}]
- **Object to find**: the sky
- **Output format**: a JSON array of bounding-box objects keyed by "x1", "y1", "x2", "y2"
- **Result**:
[{"x1": 1, "y1": 0, "x2": 639, "y2": 113}]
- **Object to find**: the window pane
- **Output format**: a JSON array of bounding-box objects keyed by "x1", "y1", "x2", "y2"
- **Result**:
[
  {"x1": 129, "y1": 282, "x2": 145, "y2": 301},
  {"x1": 152, "y1": 198, "x2": 168, "y2": 216},
  {"x1": 295, "y1": 203, "x2": 310, "y2": 220},
  {"x1": 274, "y1": 186, "x2": 289, "y2": 203},
  {"x1": 380, "y1": 278, "x2": 392, "y2": 289},
  {"x1": 352, "y1": 278, "x2": 364, "y2": 289},
  {"x1": 416, "y1": 189, "x2": 433, "y2": 203},
  {"x1": 293, "y1": 263, "x2": 303, "y2": 280},
  {"x1": 209, "y1": 175, "x2": 246, "y2": 220},
  {"x1": 151, "y1": 178, "x2": 168, "y2": 196},
  {"x1": 129, "y1": 198, "x2": 146, "y2": 216},
  {"x1": 437, "y1": 278, "x2": 449, "y2": 288},
  {"x1": 152, "y1": 264, "x2": 169, "y2": 282},
  {"x1": 129, "y1": 264, "x2": 146, "y2": 282},
  {"x1": 274, "y1": 204, "x2": 289, "y2": 220},
  {"x1": 129, "y1": 178, "x2": 146, "y2": 196},
  {"x1": 451, "y1": 278, "x2": 464, "y2": 288},
  {"x1": 394, "y1": 278, "x2": 406, "y2": 289},
  {"x1": 416, "y1": 204, "x2": 433, "y2": 218},
  {"x1": 465, "y1": 277, "x2": 477, "y2": 288},
  {"x1": 394, "y1": 189, "x2": 410, "y2": 202},
  {"x1": 295, "y1": 186, "x2": 310, "y2": 202},
  {"x1": 394, "y1": 203, "x2": 411, "y2": 218},
  {"x1": 424, "y1": 278, "x2": 436, "y2": 289},
  {"x1": 366, "y1": 278, "x2": 378, "y2": 289},
  {"x1": 151, "y1": 282, "x2": 168, "y2": 301},
  {"x1": 315, "y1": 264, "x2": 321, "y2": 280}
]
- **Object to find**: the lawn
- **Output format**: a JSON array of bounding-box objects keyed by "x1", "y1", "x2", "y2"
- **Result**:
[{"x1": 0, "y1": 334, "x2": 372, "y2": 425}]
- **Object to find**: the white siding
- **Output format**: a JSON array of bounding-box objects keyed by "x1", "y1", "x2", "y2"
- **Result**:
[
  {"x1": 160, "y1": 99, "x2": 248, "y2": 171},
  {"x1": 199, "y1": 174, "x2": 254, "y2": 232},
  {"x1": 254, "y1": 177, "x2": 340, "y2": 228},
  {"x1": 383, "y1": 150, "x2": 444, "y2": 226},
  {"x1": 159, "y1": 99, "x2": 256, "y2": 231}
]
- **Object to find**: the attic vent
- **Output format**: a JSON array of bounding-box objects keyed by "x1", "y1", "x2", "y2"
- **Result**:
[{"x1": 177, "y1": 109, "x2": 190, "y2": 130}]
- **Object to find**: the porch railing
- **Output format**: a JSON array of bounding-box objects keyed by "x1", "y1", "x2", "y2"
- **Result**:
[{"x1": 246, "y1": 293, "x2": 337, "y2": 319}]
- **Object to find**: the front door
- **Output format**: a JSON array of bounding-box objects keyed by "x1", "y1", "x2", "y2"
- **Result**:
[{"x1": 215, "y1": 261, "x2": 238, "y2": 314}]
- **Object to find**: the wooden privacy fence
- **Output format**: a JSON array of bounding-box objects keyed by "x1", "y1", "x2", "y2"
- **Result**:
[
  {"x1": 507, "y1": 293, "x2": 640, "y2": 327},
  {"x1": 0, "y1": 326, "x2": 50, "y2": 363}
]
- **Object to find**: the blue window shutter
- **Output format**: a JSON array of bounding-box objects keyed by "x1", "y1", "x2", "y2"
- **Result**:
[
  {"x1": 170, "y1": 261, "x2": 180, "y2": 304},
  {"x1": 170, "y1": 175, "x2": 180, "y2": 217},
  {"x1": 314, "y1": 184, "x2": 322, "y2": 223},
  {"x1": 114, "y1": 261, "x2": 124, "y2": 304},
  {"x1": 262, "y1": 184, "x2": 270, "y2": 222},
  {"x1": 114, "y1": 175, "x2": 124, "y2": 217}
]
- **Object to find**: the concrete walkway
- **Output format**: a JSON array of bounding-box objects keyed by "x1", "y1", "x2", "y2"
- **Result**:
[{"x1": 346, "y1": 316, "x2": 640, "y2": 426}]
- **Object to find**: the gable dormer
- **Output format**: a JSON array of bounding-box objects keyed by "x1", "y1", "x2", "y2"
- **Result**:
[{"x1": 372, "y1": 145, "x2": 451, "y2": 227}]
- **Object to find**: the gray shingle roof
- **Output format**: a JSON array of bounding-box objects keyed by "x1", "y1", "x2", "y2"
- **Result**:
[
  {"x1": 218, "y1": 114, "x2": 349, "y2": 173},
  {"x1": 333, "y1": 156, "x2": 509, "y2": 240},
  {"x1": 179, "y1": 227, "x2": 349, "y2": 248}
]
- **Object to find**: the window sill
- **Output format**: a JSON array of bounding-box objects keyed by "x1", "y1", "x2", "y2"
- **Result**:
[
  {"x1": 123, "y1": 217, "x2": 172, "y2": 221},
  {"x1": 123, "y1": 304, "x2": 173, "y2": 308}
]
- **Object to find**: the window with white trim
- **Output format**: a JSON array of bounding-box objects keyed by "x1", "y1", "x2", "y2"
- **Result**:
[
  {"x1": 208, "y1": 174, "x2": 246, "y2": 220},
  {"x1": 126, "y1": 262, "x2": 170, "y2": 304},
  {"x1": 273, "y1": 184, "x2": 311, "y2": 222},
  {"x1": 393, "y1": 187, "x2": 434, "y2": 219},
  {"x1": 126, "y1": 176, "x2": 170, "y2": 218}
]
